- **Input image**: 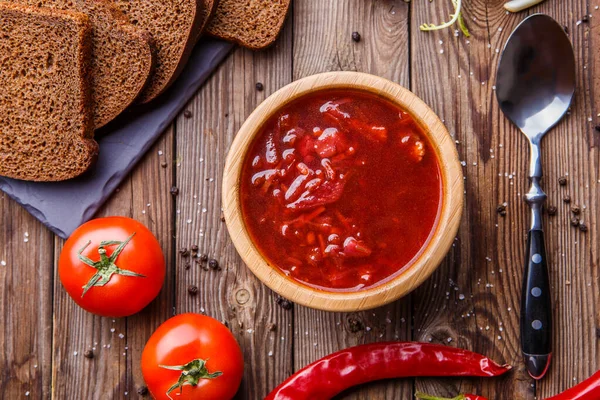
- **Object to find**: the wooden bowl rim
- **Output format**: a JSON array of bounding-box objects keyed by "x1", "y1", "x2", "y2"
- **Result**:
[{"x1": 223, "y1": 71, "x2": 463, "y2": 312}]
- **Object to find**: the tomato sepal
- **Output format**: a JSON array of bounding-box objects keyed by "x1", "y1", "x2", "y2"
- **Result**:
[
  {"x1": 160, "y1": 358, "x2": 223, "y2": 398},
  {"x1": 77, "y1": 232, "x2": 146, "y2": 297}
]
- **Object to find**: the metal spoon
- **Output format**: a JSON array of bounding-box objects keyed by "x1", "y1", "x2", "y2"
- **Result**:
[{"x1": 496, "y1": 14, "x2": 575, "y2": 380}]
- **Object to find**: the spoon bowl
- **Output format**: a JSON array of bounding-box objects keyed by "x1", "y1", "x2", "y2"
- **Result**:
[{"x1": 497, "y1": 14, "x2": 575, "y2": 141}]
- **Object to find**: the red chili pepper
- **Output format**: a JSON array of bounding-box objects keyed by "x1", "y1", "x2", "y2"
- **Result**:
[
  {"x1": 416, "y1": 369, "x2": 600, "y2": 400},
  {"x1": 545, "y1": 369, "x2": 600, "y2": 399},
  {"x1": 264, "y1": 342, "x2": 511, "y2": 400}
]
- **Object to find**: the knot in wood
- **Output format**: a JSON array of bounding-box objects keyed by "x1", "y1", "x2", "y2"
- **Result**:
[{"x1": 235, "y1": 288, "x2": 251, "y2": 305}]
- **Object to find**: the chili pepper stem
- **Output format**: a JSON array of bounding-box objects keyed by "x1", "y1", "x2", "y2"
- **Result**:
[{"x1": 415, "y1": 392, "x2": 467, "y2": 400}]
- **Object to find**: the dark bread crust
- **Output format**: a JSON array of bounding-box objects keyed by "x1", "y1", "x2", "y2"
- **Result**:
[
  {"x1": 206, "y1": 0, "x2": 291, "y2": 49},
  {"x1": 196, "y1": 0, "x2": 219, "y2": 42},
  {"x1": 114, "y1": 0, "x2": 205, "y2": 104},
  {"x1": 0, "y1": 2, "x2": 98, "y2": 181},
  {"x1": 12, "y1": 0, "x2": 154, "y2": 129}
]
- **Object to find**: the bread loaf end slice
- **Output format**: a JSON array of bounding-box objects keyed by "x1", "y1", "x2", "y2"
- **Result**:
[
  {"x1": 0, "y1": 2, "x2": 98, "y2": 181},
  {"x1": 114, "y1": 0, "x2": 204, "y2": 103},
  {"x1": 196, "y1": 0, "x2": 219, "y2": 42},
  {"x1": 206, "y1": 0, "x2": 291, "y2": 49}
]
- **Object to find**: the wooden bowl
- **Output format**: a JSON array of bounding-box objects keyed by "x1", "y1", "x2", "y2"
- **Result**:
[{"x1": 222, "y1": 71, "x2": 463, "y2": 312}]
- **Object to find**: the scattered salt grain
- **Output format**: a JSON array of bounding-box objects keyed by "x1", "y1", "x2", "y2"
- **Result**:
[
  {"x1": 440, "y1": 49, "x2": 444, "y2": 54},
  {"x1": 119, "y1": 333, "x2": 125, "y2": 339},
  {"x1": 458, "y1": 294, "x2": 465, "y2": 301},
  {"x1": 447, "y1": 337, "x2": 452, "y2": 343},
  {"x1": 25, "y1": 392, "x2": 30, "y2": 397},
  {"x1": 73, "y1": 351, "x2": 78, "y2": 356},
  {"x1": 158, "y1": 150, "x2": 163, "y2": 156},
  {"x1": 110, "y1": 328, "x2": 115, "y2": 333},
  {"x1": 268, "y1": 351, "x2": 273, "y2": 357},
  {"x1": 0, "y1": 261, "x2": 5, "y2": 266}
]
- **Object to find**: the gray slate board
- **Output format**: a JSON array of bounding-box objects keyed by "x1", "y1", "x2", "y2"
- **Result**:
[{"x1": 0, "y1": 38, "x2": 234, "y2": 239}]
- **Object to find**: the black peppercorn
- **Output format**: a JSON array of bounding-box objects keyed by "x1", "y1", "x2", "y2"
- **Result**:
[
  {"x1": 199, "y1": 253, "x2": 208, "y2": 262},
  {"x1": 563, "y1": 195, "x2": 571, "y2": 204},
  {"x1": 183, "y1": 110, "x2": 192, "y2": 119},
  {"x1": 582, "y1": 15, "x2": 589, "y2": 23},
  {"x1": 351, "y1": 31, "x2": 361, "y2": 42},
  {"x1": 170, "y1": 186, "x2": 179, "y2": 196},
  {"x1": 208, "y1": 258, "x2": 220, "y2": 270},
  {"x1": 188, "y1": 285, "x2": 199, "y2": 295},
  {"x1": 184, "y1": 263, "x2": 191, "y2": 270},
  {"x1": 558, "y1": 176, "x2": 568, "y2": 186},
  {"x1": 179, "y1": 247, "x2": 190, "y2": 257},
  {"x1": 160, "y1": 161, "x2": 168, "y2": 168},
  {"x1": 84, "y1": 350, "x2": 94, "y2": 359},
  {"x1": 547, "y1": 205, "x2": 557, "y2": 216},
  {"x1": 275, "y1": 295, "x2": 293, "y2": 310},
  {"x1": 191, "y1": 244, "x2": 199, "y2": 253},
  {"x1": 347, "y1": 316, "x2": 364, "y2": 333},
  {"x1": 563, "y1": 25, "x2": 569, "y2": 34},
  {"x1": 137, "y1": 386, "x2": 149, "y2": 396},
  {"x1": 579, "y1": 222, "x2": 588, "y2": 232},
  {"x1": 570, "y1": 216, "x2": 580, "y2": 227},
  {"x1": 496, "y1": 204, "x2": 507, "y2": 216},
  {"x1": 595, "y1": 125, "x2": 600, "y2": 132},
  {"x1": 571, "y1": 205, "x2": 581, "y2": 215},
  {"x1": 255, "y1": 82, "x2": 264, "y2": 91}
]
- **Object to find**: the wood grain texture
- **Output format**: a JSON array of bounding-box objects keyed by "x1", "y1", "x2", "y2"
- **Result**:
[
  {"x1": 0, "y1": 195, "x2": 53, "y2": 399},
  {"x1": 291, "y1": 1, "x2": 414, "y2": 398},
  {"x1": 410, "y1": 1, "x2": 532, "y2": 398},
  {"x1": 126, "y1": 127, "x2": 176, "y2": 396},
  {"x1": 174, "y1": 16, "x2": 294, "y2": 399}
]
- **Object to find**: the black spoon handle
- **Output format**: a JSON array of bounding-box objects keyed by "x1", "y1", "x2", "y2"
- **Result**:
[{"x1": 521, "y1": 228, "x2": 552, "y2": 379}]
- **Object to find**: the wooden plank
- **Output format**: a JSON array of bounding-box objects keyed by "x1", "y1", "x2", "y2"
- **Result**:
[
  {"x1": 50, "y1": 128, "x2": 175, "y2": 399},
  {"x1": 410, "y1": 1, "x2": 533, "y2": 398},
  {"x1": 0, "y1": 196, "x2": 54, "y2": 399},
  {"x1": 126, "y1": 127, "x2": 176, "y2": 396},
  {"x1": 51, "y1": 180, "x2": 132, "y2": 399},
  {"x1": 411, "y1": 1, "x2": 598, "y2": 399},
  {"x1": 535, "y1": 1, "x2": 600, "y2": 397},
  {"x1": 292, "y1": 1, "x2": 413, "y2": 399},
  {"x1": 174, "y1": 20, "x2": 294, "y2": 399}
]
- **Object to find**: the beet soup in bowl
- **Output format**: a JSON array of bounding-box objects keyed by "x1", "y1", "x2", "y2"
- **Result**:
[{"x1": 223, "y1": 72, "x2": 463, "y2": 312}]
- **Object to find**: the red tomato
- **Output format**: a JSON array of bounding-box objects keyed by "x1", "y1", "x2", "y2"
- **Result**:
[
  {"x1": 142, "y1": 313, "x2": 244, "y2": 400},
  {"x1": 58, "y1": 216, "x2": 165, "y2": 317}
]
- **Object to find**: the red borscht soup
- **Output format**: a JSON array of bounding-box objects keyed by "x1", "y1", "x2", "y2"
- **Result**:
[{"x1": 240, "y1": 90, "x2": 442, "y2": 291}]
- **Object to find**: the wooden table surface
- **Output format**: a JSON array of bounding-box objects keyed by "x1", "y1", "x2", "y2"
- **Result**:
[{"x1": 1, "y1": 1, "x2": 599, "y2": 399}]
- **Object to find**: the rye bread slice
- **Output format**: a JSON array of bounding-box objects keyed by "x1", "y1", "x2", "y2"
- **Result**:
[
  {"x1": 0, "y1": 2, "x2": 98, "y2": 182},
  {"x1": 13, "y1": 0, "x2": 154, "y2": 129},
  {"x1": 196, "y1": 0, "x2": 219, "y2": 41},
  {"x1": 114, "y1": 0, "x2": 204, "y2": 103},
  {"x1": 206, "y1": 0, "x2": 291, "y2": 49}
]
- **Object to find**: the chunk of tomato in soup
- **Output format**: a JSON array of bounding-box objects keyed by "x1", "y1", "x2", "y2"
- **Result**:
[{"x1": 240, "y1": 90, "x2": 442, "y2": 291}]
